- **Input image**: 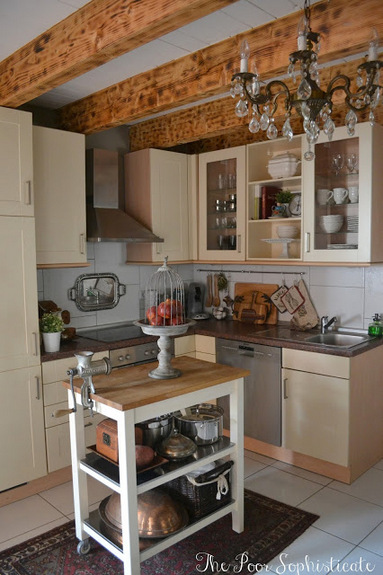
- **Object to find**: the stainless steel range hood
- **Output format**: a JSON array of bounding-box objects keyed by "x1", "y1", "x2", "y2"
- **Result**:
[{"x1": 86, "y1": 148, "x2": 163, "y2": 243}]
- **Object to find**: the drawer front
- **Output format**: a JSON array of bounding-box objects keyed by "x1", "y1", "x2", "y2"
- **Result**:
[
  {"x1": 45, "y1": 415, "x2": 105, "y2": 473},
  {"x1": 43, "y1": 380, "x2": 68, "y2": 406},
  {"x1": 282, "y1": 348, "x2": 350, "y2": 378}
]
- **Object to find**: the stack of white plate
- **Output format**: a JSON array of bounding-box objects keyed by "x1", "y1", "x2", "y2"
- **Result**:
[
  {"x1": 320, "y1": 214, "x2": 344, "y2": 233},
  {"x1": 276, "y1": 225, "x2": 299, "y2": 239},
  {"x1": 347, "y1": 215, "x2": 359, "y2": 232}
]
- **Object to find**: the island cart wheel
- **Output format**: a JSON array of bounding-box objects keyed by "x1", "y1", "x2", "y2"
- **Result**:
[{"x1": 77, "y1": 539, "x2": 91, "y2": 555}]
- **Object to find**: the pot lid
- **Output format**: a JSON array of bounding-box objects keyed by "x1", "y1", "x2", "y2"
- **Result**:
[{"x1": 157, "y1": 428, "x2": 196, "y2": 459}]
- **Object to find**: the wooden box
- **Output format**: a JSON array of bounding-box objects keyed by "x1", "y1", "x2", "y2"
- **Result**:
[
  {"x1": 96, "y1": 418, "x2": 119, "y2": 463},
  {"x1": 96, "y1": 418, "x2": 144, "y2": 463}
]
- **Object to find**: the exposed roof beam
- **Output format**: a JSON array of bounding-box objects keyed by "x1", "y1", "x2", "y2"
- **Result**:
[
  {"x1": 0, "y1": 0, "x2": 238, "y2": 108},
  {"x1": 58, "y1": 0, "x2": 383, "y2": 134}
]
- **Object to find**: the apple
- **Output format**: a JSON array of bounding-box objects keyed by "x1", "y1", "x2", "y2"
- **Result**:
[
  {"x1": 146, "y1": 305, "x2": 157, "y2": 322},
  {"x1": 157, "y1": 298, "x2": 172, "y2": 318}
]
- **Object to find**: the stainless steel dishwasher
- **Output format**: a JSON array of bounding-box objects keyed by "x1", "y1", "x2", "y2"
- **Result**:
[{"x1": 216, "y1": 338, "x2": 281, "y2": 446}]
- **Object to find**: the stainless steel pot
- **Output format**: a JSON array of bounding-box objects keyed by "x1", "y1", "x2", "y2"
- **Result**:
[
  {"x1": 136, "y1": 414, "x2": 173, "y2": 447},
  {"x1": 174, "y1": 404, "x2": 224, "y2": 445}
]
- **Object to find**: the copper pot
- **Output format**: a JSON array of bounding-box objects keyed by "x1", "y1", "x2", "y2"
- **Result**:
[{"x1": 99, "y1": 490, "x2": 188, "y2": 543}]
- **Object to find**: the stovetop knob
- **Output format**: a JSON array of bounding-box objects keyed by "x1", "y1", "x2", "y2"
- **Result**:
[{"x1": 125, "y1": 353, "x2": 131, "y2": 360}]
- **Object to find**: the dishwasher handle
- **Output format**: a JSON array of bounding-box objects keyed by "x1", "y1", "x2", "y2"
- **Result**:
[{"x1": 239, "y1": 344, "x2": 275, "y2": 358}]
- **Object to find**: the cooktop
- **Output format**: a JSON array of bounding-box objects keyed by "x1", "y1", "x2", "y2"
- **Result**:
[{"x1": 78, "y1": 323, "x2": 144, "y2": 343}]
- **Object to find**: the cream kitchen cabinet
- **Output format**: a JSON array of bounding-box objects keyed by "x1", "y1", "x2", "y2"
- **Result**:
[
  {"x1": 125, "y1": 148, "x2": 189, "y2": 263},
  {"x1": 0, "y1": 365, "x2": 46, "y2": 491},
  {"x1": 0, "y1": 217, "x2": 40, "y2": 372},
  {"x1": 302, "y1": 122, "x2": 383, "y2": 263},
  {"x1": 33, "y1": 126, "x2": 87, "y2": 267},
  {"x1": 199, "y1": 146, "x2": 246, "y2": 261},
  {"x1": 195, "y1": 334, "x2": 216, "y2": 363},
  {"x1": 282, "y1": 347, "x2": 383, "y2": 482},
  {"x1": 42, "y1": 352, "x2": 108, "y2": 472},
  {"x1": 0, "y1": 107, "x2": 33, "y2": 217}
]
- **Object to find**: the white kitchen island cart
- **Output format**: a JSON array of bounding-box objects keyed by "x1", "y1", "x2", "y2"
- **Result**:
[{"x1": 64, "y1": 356, "x2": 248, "y2": 575}]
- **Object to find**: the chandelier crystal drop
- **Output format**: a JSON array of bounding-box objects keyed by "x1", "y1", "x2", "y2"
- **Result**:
[{"x1": 231, "y1": 0, "x2": 383, "y2": 160}]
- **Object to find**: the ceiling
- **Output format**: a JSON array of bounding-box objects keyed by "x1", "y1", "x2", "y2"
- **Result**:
[{"x1": 0, "y1": 0, "x2": 312, "y2": 116}]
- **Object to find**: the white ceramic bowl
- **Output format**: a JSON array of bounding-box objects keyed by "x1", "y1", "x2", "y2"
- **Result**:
[
  {"x1": 320, "y1": 217, "x2": 343, "y2": 233},
  {"x1": 276, "y1": 225, "x2": 299, "y2": 238}
]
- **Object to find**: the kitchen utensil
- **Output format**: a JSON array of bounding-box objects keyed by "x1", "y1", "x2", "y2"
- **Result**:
[
  {"x1": 233, "y1": 283, "x2": 278, "y2": 324},
  {"x1": 213, "y1": 273, "x2": 220, "y2": 307},
  {"x1": 136, "y1": 414, "x2": 173, "y2": 447},
  {"x1": 156, "y1": 428, "x2": 197, "y2": 460},
  {"x1": 100, "y1": 490, "x2": 188, "y2": 542},
  {"x1": 206, "y1": 274, "x2": 213, "y2": 307},
  {"x1": 174, "y1": 404, "x2": 224, "y2": 445}
]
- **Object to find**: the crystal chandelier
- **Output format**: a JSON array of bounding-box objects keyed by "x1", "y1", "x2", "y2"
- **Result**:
[{"x1": 231, "y1": 0, "x2": 383, "y2": 160}]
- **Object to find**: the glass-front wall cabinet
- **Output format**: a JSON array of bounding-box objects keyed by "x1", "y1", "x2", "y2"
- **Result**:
[
  {"x1": 198, "y1": 146, "x2": 246, "y2": 261},
  {"x1": 303, "y1": 122, "x2": 383, "y2": 263}
]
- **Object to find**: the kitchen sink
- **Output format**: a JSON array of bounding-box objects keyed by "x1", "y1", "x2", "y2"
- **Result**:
[{"x1": 305, "y1": 332, "x2": 371, "y2": 348}]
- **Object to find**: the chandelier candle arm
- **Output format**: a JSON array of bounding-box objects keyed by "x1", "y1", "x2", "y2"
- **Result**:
[{"x1": 231, "y1": 0, "x2": 383, "y2": 158}]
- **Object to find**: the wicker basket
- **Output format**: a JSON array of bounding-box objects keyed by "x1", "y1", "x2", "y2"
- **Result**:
[{"x1": 165, "y1": 460, "x2": 233, "y2": 520}]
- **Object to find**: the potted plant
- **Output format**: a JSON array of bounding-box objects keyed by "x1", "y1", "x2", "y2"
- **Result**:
[
  {"x1": 275, "y1": 190, "x2": 293, "y2": 217},
  {"x1": 40, "y1": 312, "x2": 64, "y2": 353}
]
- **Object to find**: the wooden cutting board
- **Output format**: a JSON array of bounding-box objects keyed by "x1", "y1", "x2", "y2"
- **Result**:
[{"x1": 233, "y1": 283, "x2": 279, "y2": 325}]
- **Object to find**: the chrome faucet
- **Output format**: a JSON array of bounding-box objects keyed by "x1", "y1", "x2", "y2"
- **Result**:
[{"x1": 321, "y1": 315, "x2": 337, "y2": 334}]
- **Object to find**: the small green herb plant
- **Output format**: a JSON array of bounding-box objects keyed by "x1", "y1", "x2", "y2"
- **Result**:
[
  {"x1": 40, "y1": 312, "x2": 64, "y2": 333},
  {"x1": 276, "y1": 190, "x2": 293, "y2": 204}
]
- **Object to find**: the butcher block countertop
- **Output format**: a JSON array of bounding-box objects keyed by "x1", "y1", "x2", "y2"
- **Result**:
[{"x1": 63, "y1": 356, "x2": 249, "y2": 411}]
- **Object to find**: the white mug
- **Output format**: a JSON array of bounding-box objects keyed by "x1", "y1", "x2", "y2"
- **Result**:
[
  {"x1": 348, "y1": 186, "x2": 359, "y2": 204},
  {"x1": 317, "y1": 188, "x2": 334, "y2": 205},
  {"x1": 333, "y1": 187, "x2": 348, "y2": 204}
]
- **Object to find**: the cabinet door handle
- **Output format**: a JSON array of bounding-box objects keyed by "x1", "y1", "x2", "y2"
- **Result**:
[
  {"x1": 25, "y1": 180, "x2": 32, "y2": 206},
  {"x1": 79, "y1": 234, "x2": 86, "y2": 254},
  {"x1": 304, "y1": 232, "x2": 310, "y2": 253},
  {"x1": 237, "y1": 234, "x2": 242, "y2": 253},
  {"x1": 35, "y1": 376, "x2": 41, "y2": 400},
  {"x1": 156, "y1": 243, "x2": 162, "y2": 255},
  {"x1": 32, "y1": 332, "x2": 39, "y2": 356},
  {"x1": 84, "y1": 422, "x2": 93, "y2": 428},
  {"x1": 283, "y1": 377, "x2": 288, "y2": 399}
]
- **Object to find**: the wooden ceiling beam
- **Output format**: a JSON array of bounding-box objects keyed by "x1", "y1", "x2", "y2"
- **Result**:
[
  {"x1": 128, "y1": 57, "x2": 375, "y2": 150},
  {"x1": 58, "y1": 0, "x2": 383, "y2": 134},
  {"x1": 0, "y1": 0, "x2": 238, "y2": 108}
]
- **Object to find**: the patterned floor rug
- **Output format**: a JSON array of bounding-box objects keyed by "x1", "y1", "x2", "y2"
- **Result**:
[{"x1": 0, "y1": 489, "x2": 318, "y2": 575}]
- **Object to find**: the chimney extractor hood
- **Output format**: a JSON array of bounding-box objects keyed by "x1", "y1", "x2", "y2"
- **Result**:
[{"x1": 86, "y1": 148, "x2": 163, "y2": 243}]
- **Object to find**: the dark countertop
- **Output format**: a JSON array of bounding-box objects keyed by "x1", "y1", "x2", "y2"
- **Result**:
[{"x1": 41, "y1": 318, "x2": 383, "y2": 363}]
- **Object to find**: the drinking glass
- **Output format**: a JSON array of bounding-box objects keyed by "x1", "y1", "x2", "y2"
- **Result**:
[
  {"x1": 332, "y1": 153, "x2": 344, "y2": 176},
  {"x1": 346, "y1": 153, "x2": 358, "y2": 173}
]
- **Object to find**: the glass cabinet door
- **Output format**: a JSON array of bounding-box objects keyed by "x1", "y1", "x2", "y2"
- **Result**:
[
  {"x1": 303, "y1": 122, "x2": 383, "y2": 263},
  {"x1": 198, "y1": 146, "x2": 245, "y2": 261}
]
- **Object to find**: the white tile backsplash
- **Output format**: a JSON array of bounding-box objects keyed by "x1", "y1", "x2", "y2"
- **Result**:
[{"x1": 38, "y1": 243, "x2": 383, "y2": 331}]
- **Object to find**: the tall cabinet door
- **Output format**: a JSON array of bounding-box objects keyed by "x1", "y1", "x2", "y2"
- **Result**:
[
  {"x1": 0, "y1": 365, "x2": 46, "y2": 491},
  {"x1": 0, "y1": 107, "x2": 33, "y2": 216},
  {"x1": 125, "y1": 148, "x2": 189, "y2": 263},
  {"x1": 0, "y1": 217, "x2": 40, "y2": 372},
  {"x1": 199, "y1": 146, "x2": 246, "y2": 261},
  {"x1": 33, "y1": 126, "x2": 87, "y2": 266},
  {"x1": 303, "y1": 122, "x2": 383, "y2": 263}
]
